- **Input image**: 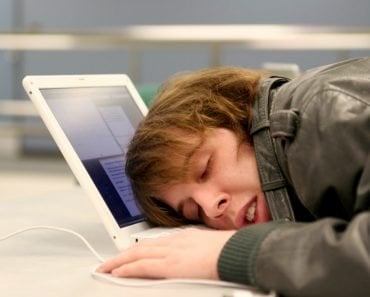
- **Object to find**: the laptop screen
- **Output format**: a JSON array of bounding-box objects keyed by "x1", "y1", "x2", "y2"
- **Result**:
[{"x1": 40, "y1": 86, "x2": 145, "y2": 227}]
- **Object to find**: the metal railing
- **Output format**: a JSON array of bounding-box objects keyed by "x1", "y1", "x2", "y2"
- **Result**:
[{"x1": 1, "y1": 25, "x2": 370, "y2": 137}]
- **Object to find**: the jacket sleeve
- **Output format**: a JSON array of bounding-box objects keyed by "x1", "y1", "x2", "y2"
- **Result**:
[{"x1": 218, "y1": 213, "x2": 370, "y2": 297}]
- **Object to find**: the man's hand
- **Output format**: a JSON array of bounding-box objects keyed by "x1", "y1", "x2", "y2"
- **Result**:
[{"x1": 98, "y1": 228, "x2": 236, "y2": 279}]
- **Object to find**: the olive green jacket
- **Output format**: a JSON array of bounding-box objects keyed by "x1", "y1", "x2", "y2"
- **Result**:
[{"x1": 218, "y1": 57, "x2": 370, "y2": 297}]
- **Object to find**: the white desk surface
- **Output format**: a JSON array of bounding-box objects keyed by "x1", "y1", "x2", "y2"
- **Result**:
[{"x1": 0, "y1": 185, "x2": 267, "y2": 297}]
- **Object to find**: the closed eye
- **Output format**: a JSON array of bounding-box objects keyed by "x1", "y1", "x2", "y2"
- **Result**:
[{"x1": 200, "y1": 155, "x2": 213, "y2": 181}]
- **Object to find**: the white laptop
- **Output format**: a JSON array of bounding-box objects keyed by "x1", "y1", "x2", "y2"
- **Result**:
[
  {"x1": 22, "y1": 75, "x2": 261, "y2": 291},
  {"x1": 23, "y1": 74, "x2": 181, "y2": 250}
]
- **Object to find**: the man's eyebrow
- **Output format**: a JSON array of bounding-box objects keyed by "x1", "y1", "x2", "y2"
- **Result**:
[
  {"x1": 174, "y1": 136, "x2": 205, "y2": 215},
  {"x1": 182, "y1": 137, "x2": 205, "y2": 171}
]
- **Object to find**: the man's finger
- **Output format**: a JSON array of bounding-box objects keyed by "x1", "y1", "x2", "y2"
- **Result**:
[
  {"x1": 111, "y1": 258, "x2": 173, "y2": 279},
  {"x1": 98, "y1": 245, "x2": 168, "y2": 273}
]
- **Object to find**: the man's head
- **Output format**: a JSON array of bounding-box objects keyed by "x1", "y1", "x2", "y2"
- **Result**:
[{"x1": 126, "y1": 67, "x2": 265, "y2": 226}]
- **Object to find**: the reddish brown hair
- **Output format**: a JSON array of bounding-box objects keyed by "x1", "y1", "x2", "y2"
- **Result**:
[{"x1": 126, "y1": 67, "x2": 265, "y2": 226}]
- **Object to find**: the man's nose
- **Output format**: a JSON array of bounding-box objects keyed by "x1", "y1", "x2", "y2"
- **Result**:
[{"x1": 193, "y1": 189, "x2": 230, "y2": 219}]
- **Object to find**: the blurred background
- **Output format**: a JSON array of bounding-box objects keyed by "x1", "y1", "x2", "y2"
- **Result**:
[{"x1": 1, "y1": 0, "x2": 370, "y2": 198}]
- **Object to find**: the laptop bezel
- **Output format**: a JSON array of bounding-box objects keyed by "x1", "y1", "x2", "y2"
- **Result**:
[{"x1": 22, "y1": 74, "x2": 150, "y2": 250}]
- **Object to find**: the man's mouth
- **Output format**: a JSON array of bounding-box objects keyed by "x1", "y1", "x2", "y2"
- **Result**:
[
  {"x1": 245, "y1": 201, "x2": 257, "y2": 223},
  {"x1": 235, "y1": 197, "x2": 258, "y2": 228}
]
